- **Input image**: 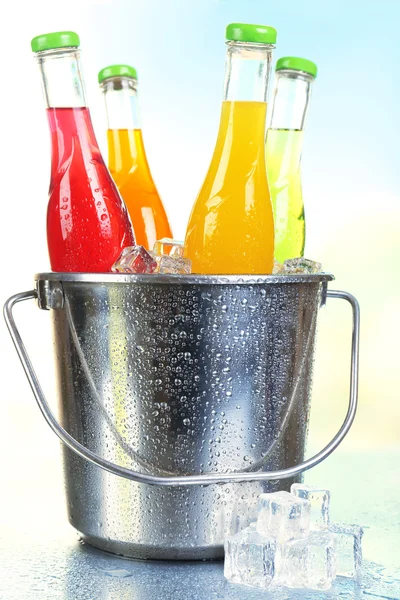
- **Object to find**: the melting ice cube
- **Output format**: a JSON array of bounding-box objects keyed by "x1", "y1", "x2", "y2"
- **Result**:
[
  {"x1": 154, "y1": 254, "x2": 192, "y2": 274},
  {"x1": 229, "y1": 496, "x2": 258, "y2": 536},
  {"x1": 256, "y1": 491, "x2": 310, "y2": 543},
  {"x1": 277, "y1": 531, "x2": 337, "y2": 590},
  {"x1": 153, "y1": 238, "x2": 184, "y2": 258},
  {"x1": 284, "y1": 257, "x2": 322, "y2": 274},
  {"x1": 272, "y1": 260, "x2": 285, "y2": 274},
  {"x1": 111, "y1": 246, "x2": 157, "y2": 274},
  {"x1": 291, "y1": 483, "x2": 330, "y2": 531},
  {"x1": 224, "y1": 525, "x2": 278, "y2": 589},
  {"x1": 329, "y1": 523, "x2": 363, "y2": 582}
]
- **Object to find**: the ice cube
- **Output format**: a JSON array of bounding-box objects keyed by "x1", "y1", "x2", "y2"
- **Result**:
[
  {"x1": 329, "y1": 523, "x2": 363, "y2": 582},
  {"x1": 256, "y1": 491, "x2": 310, "y2": 543},
  {"x1": 284, "y1": 257, "x2": 322, "y2": 274},
  {"x1": 153, "y1": 238, "x2": 184, "y2": 258},
  {"x1": 277, "y1": 531, "x2": 337, "y2": 590},
  {"x1": 229, "y1": 496, "x2": 258, "y2": 535},
  {"x1": 111, "y1": 245, "x2": 157, "y2": 274},
  {"x1": 291, "y1": 483, "x2": 330, "y2": 531},
  {"x1": 155, "y1": 254, "x2": 192, "y2": 274},
  {"x1": 224, "y1": 525, "x2": 278, "y2": 589},
  {"x1": 272, "y1": 259, "x2": 285, "y2": 274}
]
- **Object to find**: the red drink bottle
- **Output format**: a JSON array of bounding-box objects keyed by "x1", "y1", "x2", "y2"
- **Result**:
[{"x1": 31, "y1": 31, "x2": 135, "y2": 272}]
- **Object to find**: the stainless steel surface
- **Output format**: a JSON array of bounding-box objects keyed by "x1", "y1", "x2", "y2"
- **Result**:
[
  {"x1": 36, "y1": 279, "x2": 64, "y2": 310},
  {"x1": 3, "y1": 273, "x2": 359, "y2": 560},
  {"x1": 34, "y1": 271, "x2": 335, "y2": 283},
  {"x1": 3, "y1": 288, "x2": 359, "y2": 487}
]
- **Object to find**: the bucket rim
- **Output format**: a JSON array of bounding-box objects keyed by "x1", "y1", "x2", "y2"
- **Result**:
[{"x1": 34, "y1": 272, "x2": 334, "y2": 285}]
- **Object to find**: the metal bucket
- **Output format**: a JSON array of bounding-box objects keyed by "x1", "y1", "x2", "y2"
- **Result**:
[{"x1": 4, "y1": 273, "x2": 359, "y2": 560}]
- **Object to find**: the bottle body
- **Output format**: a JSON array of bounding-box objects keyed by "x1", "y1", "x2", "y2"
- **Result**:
[
  {"x1": 185, "y1": 100, "x2": 273, "y2": 274},
  {"x1": 265, "y1": 128, "x2": 305, "y2": 262},
  {"x1": 100, "y1": 71, "x2": 172, "y2": 251},
  {"x1": 185, "y1": 32, "x2": 275, "y2": 275},
  {"x1": 108, "y1": 128, "x2": 172, "y2": 250},
  {"x1": 47, "y1": 107, "x2": 134, "y2": 271},
  {"x1": 33, "y1": 39, "x2": 135, "y2": 272},
  {"x1": 266, "y1": 61, "x2": 316, "y2": 262}
]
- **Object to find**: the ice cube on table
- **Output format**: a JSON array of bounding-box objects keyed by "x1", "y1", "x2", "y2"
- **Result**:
[
  {"x1": 224, "y1": 525, "x2": 278, "y2": 589},
  {"x1": 256, "y1": 491, "x2": 310, "y2": 543},
  {"x1": 111, "y1": 246, "x2": 157, "y2": 274},
  {"x1": 291, "y1": 483, "x2": 330, "y2": 531},
  {"x1": 153, "y1": 238, "x2": 184, "y2": 258},
  {"x1": 284, "y1": 257, "x2": 322, "y2": 274},
  {"x1": 277, "y1": 531, "x2": 337, "y2": 590},
  {"x1": 155, "y1": 254, "x2": 192, "y2": 274},
  {"x1": 329, "y1": 523, "x2": 363, "y2": 582}
]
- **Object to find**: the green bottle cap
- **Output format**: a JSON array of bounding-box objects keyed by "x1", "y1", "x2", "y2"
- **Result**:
[
  {"x1": 226, "y1": 23, "x2": 277, "y2": 44},
  {"x1": 98, "y1": 64, "x2": 138, "y2": 83},
  {"x1": 276, "y1": 56, "x2": 317, "y2": 78},
  {"x1": 31, "y1": 31, "x2": 80, "y2": 53}
]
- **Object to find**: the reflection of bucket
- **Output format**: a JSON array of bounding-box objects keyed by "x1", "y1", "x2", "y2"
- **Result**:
[{"x1": 4, "y1": 273, "x2": 359, "y2": 560}]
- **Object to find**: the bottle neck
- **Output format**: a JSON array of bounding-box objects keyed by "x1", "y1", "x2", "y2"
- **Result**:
[
  {"x1": 35, "y1": 47, "x2": 87, "y2": 107},
  {"x1": 100, "y1": 77, "x2": 142, "y2": 175},
  {"x1": 269, "y1": 70, "x2": 315, "y2": 130},
  {"x1": 223, "y1": 41, "x2": 274, "y2": 102},
  {"x1": 100, "y1": 77, "x2": 141, "y2": 129},
  {"x1": 35, "y1": 48, "x2": 102, "y2": 174}
]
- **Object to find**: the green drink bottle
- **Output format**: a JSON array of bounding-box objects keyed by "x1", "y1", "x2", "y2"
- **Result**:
[{"x1": 266, "y1": 57, "x2": 317, "y2": 263}]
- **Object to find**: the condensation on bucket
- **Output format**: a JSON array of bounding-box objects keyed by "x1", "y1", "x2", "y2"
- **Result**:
[{"x1": 48, "y1": 276, "x2": 325, "y2": 559}]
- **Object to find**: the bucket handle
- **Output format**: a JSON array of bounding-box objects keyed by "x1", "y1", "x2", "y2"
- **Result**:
[{"x1": 4, "y1": 288, "x2": 360, "y2": 488}]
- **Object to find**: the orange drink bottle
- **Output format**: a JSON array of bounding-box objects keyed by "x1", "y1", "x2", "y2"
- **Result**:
[
  {"x1": 99, "y1": 65, "x2": 172, "y2": 250},
  {"x1": 184, "y1": 23, "x2": 276, "y2": 274}
]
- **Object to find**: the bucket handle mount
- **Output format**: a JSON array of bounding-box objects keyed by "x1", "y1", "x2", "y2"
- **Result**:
[{"x1": 4, "y1": 288, "x2": 360, "y2": 488}]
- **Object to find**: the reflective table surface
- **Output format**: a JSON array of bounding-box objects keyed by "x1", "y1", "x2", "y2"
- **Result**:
[{"x1": 1, "y1": 403, "x2": 399, "y2": 599}]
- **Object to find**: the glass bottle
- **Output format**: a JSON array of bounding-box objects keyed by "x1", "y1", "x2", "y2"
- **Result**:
[
  {"x1": 99, "y1": 64, "x2": 173, "y2": 251},
  {"x1": 184, "y1": 23, "x2": 276, "y2": 275},
  {"x1": 266, "y1": 56, "x2": 317, "y2": 263},
  {"x1": 31, "y1": 31, "x2": 135, "y2": 272}
]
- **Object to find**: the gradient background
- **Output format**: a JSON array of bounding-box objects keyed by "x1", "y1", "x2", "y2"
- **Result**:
[{"x1": 1, "y1": 0, "x2": 398, "y2": 515}]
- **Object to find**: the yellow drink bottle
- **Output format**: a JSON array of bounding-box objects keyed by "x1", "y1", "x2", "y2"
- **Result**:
[
  {"x1": 184, "y1": 23, "x2": 277, "y2": 275},
  {"x1": 99, "y1": 65, "x2": 172, "y2": 250},
  {"x1": 266, "y1": 57, "x2": 317, "y2": 263}
]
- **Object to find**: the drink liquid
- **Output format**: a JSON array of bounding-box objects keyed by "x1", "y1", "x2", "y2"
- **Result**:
[
  {"x1": 47, "y1": 107, "x2": 134, "y2": 271},
  {"x1": 32, "y1": 32, "x2": 135, "y2": 272},
  {"x1": 266, "y1": 56, "x2": 317, "y2": 263},
  {"x1": 99, "y1": 65, "x2": 172, "y2": 250},
  {"x1": 185, "y1": 23, "x2": 276, "y2": 275},
  {"x1": 265, "y1": 129, "x2": 305, "y2": 260},
  {"x1": 186, "y1": 101, "x2": 272, "y2": 274}
]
